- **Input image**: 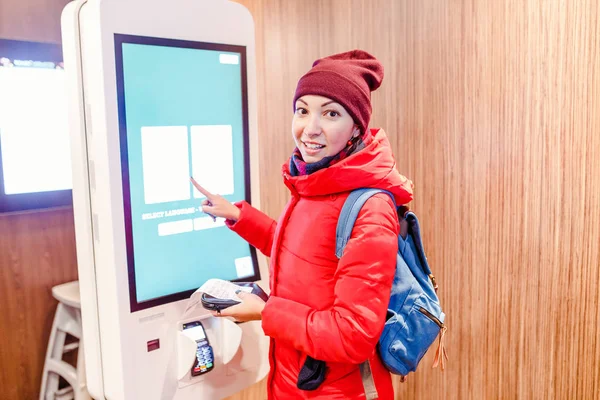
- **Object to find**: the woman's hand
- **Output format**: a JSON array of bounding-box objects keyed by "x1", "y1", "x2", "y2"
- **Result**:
[
  {"x1": 190, "y1": 177, "x2": 241, "y2": 221},
  {"x1": 212, "y1": 291, "x2": 266, "y2": 322}
]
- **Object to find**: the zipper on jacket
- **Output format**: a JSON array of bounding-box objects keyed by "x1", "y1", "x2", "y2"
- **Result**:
[{"x1": 418, "y1": 307, "x2": 444, "y2": 328}]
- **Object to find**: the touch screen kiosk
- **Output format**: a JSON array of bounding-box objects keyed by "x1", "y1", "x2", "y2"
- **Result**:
[{"x1": 61, "y1": 0, "x2": 269, "y2": 398}]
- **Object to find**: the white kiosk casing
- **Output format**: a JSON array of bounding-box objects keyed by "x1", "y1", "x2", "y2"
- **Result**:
[{"x1": 61, "y1": 1, "x2": 270, "y2": 399}]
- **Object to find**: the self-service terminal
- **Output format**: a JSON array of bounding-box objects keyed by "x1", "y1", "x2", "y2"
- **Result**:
[{"x1": 60, "y1": 0, "x2": 270, "y2": 398}]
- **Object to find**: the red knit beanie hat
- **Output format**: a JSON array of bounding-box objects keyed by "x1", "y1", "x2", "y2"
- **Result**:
[{"x1": 293, "y1": 50, "x2": 384, "y2": 133}]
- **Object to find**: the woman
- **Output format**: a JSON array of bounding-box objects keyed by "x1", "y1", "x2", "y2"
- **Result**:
[{"x1": 195, "y1": 50, "x2": 413, "y2": 399}]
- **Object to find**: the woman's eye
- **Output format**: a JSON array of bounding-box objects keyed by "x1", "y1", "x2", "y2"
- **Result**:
[
  {"x1": 295, "y1": 107, "x2": 308, "y2": 115},
  {"x1": 326, "y1": 111, "x2": 339, "y2": 117}
]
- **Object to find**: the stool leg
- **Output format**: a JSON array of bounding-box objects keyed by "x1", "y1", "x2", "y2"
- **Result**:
[
  {"x1": 40, "y1": 304, "x2": 67, "y2": 400},
  {"x1": 74, "y1": 336, "x2": 91, "y2": 400}
]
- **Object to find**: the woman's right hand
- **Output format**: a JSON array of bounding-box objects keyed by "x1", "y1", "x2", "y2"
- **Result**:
[{"x1": 190, "y1": 177, "x2": 241, "y2": 222}]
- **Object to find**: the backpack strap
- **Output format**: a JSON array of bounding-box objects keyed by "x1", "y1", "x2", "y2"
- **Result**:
[
  {"x1": 336, "y1": 188, "x2": 395, "y2": 400},
  {"x1": 337, "y1": 189, "x2": 437, "y2": 294},
  {"x1": 335, "y1": 188, "x2": 395, "y2": 259},
  {"x1": 359, "y1": 359, "x2": 379, "y2": 400},
  {"x1": 337, "y1": 190, "x2": 434, "y2": 284}
]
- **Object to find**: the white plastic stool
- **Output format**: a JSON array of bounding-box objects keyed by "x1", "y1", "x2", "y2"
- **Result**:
[{"x1": 40, "y1": 281, "x2": 91, "y2": 400}]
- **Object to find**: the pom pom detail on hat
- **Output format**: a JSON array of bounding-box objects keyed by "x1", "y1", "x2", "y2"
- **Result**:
[{"x1": 293, "y1": 50, "x2": 384, "y2": 133}]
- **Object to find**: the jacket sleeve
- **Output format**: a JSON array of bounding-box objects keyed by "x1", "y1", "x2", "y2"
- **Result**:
[
  {"x1": 261, "y1": 194, "x2": 399, "y2": 364},
  {"x1": 226, "y1": 201, "x2": 277, "y2": 257}
]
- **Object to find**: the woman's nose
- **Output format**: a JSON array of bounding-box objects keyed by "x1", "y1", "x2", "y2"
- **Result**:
[{"x1": 304, "y1": 115, "x2": 321, "y2": 136}]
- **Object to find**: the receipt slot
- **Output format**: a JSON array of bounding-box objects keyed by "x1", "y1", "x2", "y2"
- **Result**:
[{"x1": 61, "y1": 0, "x2": 270, "y2": 398}]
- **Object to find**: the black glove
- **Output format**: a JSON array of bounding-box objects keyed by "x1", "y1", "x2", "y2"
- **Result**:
[{"x1": 297, "y1": 356, "x2": 327, "y2": 391}]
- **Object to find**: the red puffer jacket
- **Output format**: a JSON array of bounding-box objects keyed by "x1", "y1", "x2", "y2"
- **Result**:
[{"x1": 228, "y1": 128, "x2": 413, "y2": 399}]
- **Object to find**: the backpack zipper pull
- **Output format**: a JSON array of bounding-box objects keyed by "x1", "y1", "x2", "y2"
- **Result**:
[
  {"x1": 432, "y1": 326, "x2": 448, "y2": 371},
  {"x1": 429, "y1": 274, "x2": 438, "y2": 292}
]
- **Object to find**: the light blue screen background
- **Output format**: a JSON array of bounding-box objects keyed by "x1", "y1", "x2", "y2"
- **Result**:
[{"x1": 120, "y1": 41, "x2": 255, "y2": 303}]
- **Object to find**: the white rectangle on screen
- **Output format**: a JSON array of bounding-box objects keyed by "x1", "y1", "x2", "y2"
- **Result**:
[
  {"x1": 235, "y1": 256, "x2": 254, "y2": 278},
  {"x1": 219, "y1": 54, "x2": 239, "y2": 65},
  {"x1": 141, "y1": 126, "x2": 190, "y2": 204},
  {"x1": 193, "y1": 216, "x2": 226, "y2": 231},
  {"x1": 157, "y1": 219, "x2": 193, "y2": 236},
  {"x1": 0, "y1": 67, "x2": 72, "y2": 194},
  {"x1": 190, "y1": 125, "x2": 234, "y2": 197}
]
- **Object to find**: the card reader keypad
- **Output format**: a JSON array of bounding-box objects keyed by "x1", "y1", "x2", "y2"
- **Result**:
[{"x1": 194, "y1": 342, "x2": 214, "y2": 373}]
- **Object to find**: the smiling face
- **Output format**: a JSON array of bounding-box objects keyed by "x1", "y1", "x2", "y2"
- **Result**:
[{"x1": 292, "y1": 95, "x2": 360, "y2": 163}]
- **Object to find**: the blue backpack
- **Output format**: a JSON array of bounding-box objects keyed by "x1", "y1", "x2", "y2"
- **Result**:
[{"x1": 336, "y1": 188, "x2": 447, "y2": 397}]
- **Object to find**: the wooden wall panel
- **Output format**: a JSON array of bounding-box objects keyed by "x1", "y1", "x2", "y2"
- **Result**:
[
  {"x1": 229, "y1": 0, "x2": 600, "y2": 399},
  {"x1": 0, "y1": 208, "x2": 79, "y2": 400}
]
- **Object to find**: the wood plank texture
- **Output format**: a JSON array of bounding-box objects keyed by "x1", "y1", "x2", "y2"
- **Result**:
[{"x1": 0, "y1": 208, "x2": 79, "y2": 400}]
